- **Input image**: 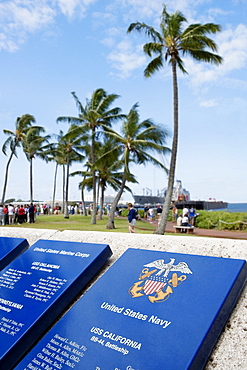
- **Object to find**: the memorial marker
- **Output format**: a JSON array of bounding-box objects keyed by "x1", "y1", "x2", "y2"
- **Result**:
[
  {"x1": 14, "y1": 248, "x2": 247, "y2": 370},
  {"x1": 0, "y1": 239, "x2": 112, "y2": 369},
  {"x1": 0, "y1": 237, "x2": 29, "y2": 270}
]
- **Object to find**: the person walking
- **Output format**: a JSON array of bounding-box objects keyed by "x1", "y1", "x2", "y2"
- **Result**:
[
  {"x1": 148, "y1": 207, "x2": 155, "y2": 222},
  {"x1": 127, "y1": 203, "x2": 137, "y2": 233}
]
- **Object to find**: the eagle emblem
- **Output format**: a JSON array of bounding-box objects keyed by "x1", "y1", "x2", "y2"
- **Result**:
[{"x1": 129, "y1": 258, "x2": 193, "y2": 303}]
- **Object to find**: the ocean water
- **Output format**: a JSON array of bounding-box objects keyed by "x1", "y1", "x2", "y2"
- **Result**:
[{"x1": 216, "y1": 203, "x2": 247, "y2": 213}]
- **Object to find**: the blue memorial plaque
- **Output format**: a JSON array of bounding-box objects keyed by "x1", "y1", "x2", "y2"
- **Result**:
[
  {"x1": 0, "y1": 237, "x2": 29, "y2": 270},
  {"x1": 0, "y1": 239, "x2": 112, "y2": 369},
  {"x1": 14, "y1": 248, "x2": 247, "y2": 370}
]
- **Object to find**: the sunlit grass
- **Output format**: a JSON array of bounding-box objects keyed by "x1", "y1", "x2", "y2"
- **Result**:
[{"x1": 7, "y1": 214, "x2": 157, "y2": 233}]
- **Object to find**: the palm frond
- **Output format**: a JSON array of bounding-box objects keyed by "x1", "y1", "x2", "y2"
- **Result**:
[
  {"x1": 143, "y1": 42, "x2": 163, "y2": 57},
  {"x1": 90, "y1": 88, "x2": 107, "y2": 111},
  {"x1": 165, "y1": 11, "x2": 187, "y2": 39},
  {"x1": 2, "y1": 136, "x2": 14, "y2": 156},
  {"x1": 3, "y1": 129, "x2": 15, "y2": 136},
  {"x1": 183, "y1": 49, "x2": 223, "y2": 64},
  {"x1": 57, "y1": 116, "x2": 84, "y2": 125},
  {"x1": 144, "y1": 55, "x2": 164, "y2": 77},
  {"x1": 71, "y1": 91, "x2": 87, "y2": 115},
  {"x1": 127, "y1": 22, "x2": 163, "y2": 43},
  {"x1": 182, "y1": 23, "x2": 222, "y2": 38},
  {"x1": 96, "y1": 92, "x2": 120, "y2": 115}
]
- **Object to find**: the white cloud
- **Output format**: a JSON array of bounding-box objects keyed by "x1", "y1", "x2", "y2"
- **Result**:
[
  {"x1": 217, "y1": 24, "x2": 247, "y2": 72},
  {"x1": 0, "y1": 32, "x2": 20, "y2": 52},
  {"x1": 107, "y1": 39, "x2": 146, "y2": 78},
  {"x1": 207, "y1": 7, "x2": 231, "y2": 17},
  {"x1": 111, "y1": 0, "x2": 162, "y2": 20},
  {"x1": 101, "y1": 37, "x2": 115, "y2": 48},
  {"x1": 0, "y1": 0, "x2": 96, "y2": 52},
  {"x1": 56, "y1": 0, "x2": 96, "y2": 18},
  {"x1": 200, "y1": 99, "x2": 218, "y2": 107},
  {"x1": 175, "y1": 24, "x2": 247, "y2": 87},
  {"x1": 0, "y1": 1, "x2": 55, "y2": 32}
]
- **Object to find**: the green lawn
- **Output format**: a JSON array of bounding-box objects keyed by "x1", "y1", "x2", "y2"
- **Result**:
[{"x1": 7, "y1": 214, "x2": 156, "y2": 233}]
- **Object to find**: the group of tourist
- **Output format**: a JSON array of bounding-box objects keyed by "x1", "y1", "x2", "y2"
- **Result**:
[
  {"x1": 127, "y1": 204, "x2": 164, "y2": 233},
  {"x1": 144, "y1": 205, "x2": 163, "y2": 222},
  {"x1": 175, "y1": 206, "x2": 197, "y2": 227},
  {"x1": 0, "y1": 203, "x2": 37, "y2": 225}
]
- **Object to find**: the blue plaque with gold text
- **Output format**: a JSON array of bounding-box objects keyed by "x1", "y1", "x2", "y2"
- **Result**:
[
  {"x1": 14, "y1": 248, "x2": 246, "y2": 370},
  {"x1": 0, "y1": 239, "x2": 112, "y2": 369},
  {"x1": 0, "y1": 237, "x2": 29, "y2": 270}
]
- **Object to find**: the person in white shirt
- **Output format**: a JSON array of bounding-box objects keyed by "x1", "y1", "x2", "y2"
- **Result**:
[
  {"x1": 8, "y1": 204, "x2": 15, "y2": 224},
  {"x1": 182, "y1": 207, "x2": 189, "y2": 216},
  {"x1": 182, "y1": 215, "x2": 192, "y2": 227},
  {"x1": 177, "y1": 215, "x2": 182, "y2": 226}
]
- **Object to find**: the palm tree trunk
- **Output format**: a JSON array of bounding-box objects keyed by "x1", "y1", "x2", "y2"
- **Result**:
[
  {"x1": 97, "y1": 184, "x2": 104, "y2": 220},
  {"x1": 62, "y1": 164, "x2": 65, "y2": 213},
  {"x1": 106, "y1": 174, "x2": 126, "y2": 229},
  {"x1": 96, "y1": 180, "x2": 100, "y2": 209},
  {"x1": 64, "y1": 159, "x2": 69, "y2": 218},
  {"x1": 30, "y1": 158, "x2": 33, "y2": 203},
  {"x1": 155, "y1": 57, "x2": 178, "y2": 234},
  {"x1": 91, "y1": 129, "x2": 97, "y2": 224},
  {"x1": 52, "y1": 162, "x2": 58, "y2": 214},
  {"x1": 1, "y1": 149, "x2": 15, "y2": 204},
  {"x1": 81, "y1": 185, "x2": 87, "y2": 216}
]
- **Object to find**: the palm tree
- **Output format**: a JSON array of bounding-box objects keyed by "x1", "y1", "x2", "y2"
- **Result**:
[
  {"x1": 46, "y1": 142, "x2": 67, "y2": 216},
  {"x1": 92, "y1": 137, "x2": 126, "y2": 220},
  {"x1": 1, "y1": 114, "x2": 35, "y2": 204},
  {"x1": 105, "y1": 103, "x2": 170, "y2": 229},
  {"x1": 58, "y1": 125, "x2": 86, "y2": 218},
  {"x1": 70, "y1": 162, "x2": 92, "y2": 217},
  {"x1": 48, "y1": 147, "x2": 67, "y2": 214},
  {"x1": 22, "y1": 126, "x2": 50, "y2": 203},
  {"x1": 45, "y1": 131, "x2": 67, "y2": 214},
  {"x1": 78, "y1": 173, "x2": 92, "y2": 216},
  {"x1": 69, "y1": 130, "x2": 95, "y2": 217},
  {"x1": 70, "y1": 139, "x2": 124, "y2": 220},
  {"x1": 127, "y1": 5, "x2": 223, "y2": 234},
  {"x1": 57, "y1": 88, "x2": 124, "y2": 224}
]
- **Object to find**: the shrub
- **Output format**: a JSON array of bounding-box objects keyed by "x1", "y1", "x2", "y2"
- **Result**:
[{"x1": 196, "y1": 211, "x2": 247, "y2": 230}]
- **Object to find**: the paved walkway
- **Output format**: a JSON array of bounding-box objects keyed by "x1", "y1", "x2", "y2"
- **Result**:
[{"x1": 140, "y1": 219, "x2": 247, "y2": 240}]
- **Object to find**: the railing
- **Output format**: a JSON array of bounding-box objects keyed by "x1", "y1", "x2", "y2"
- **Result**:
[{"x1": 207, "y1": 219, "x2": 247, "y2": 230}]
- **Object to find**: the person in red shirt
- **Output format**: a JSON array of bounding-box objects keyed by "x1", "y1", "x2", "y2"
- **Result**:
[
  {"x1": 18, "y1": 205, "x2": 25, "y2": 224},
  {"x1": 3, "y1": 205, "x2": 8, "y2": 225}
]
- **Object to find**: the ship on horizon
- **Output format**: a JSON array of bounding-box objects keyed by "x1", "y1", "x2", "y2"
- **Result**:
[{"x1": 132, "y1": 180, "x2": 228, "y2": 210}]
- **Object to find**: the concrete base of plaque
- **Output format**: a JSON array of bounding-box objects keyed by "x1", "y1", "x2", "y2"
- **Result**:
[
  {"x1": 0, "y1": 237, "x2": 29, "y2": 270},
  {"x1": 0, "y1": 239, "x2": 112, "y2": 369},
  {"x1": 14, "y1": 248, "x2": 247, "y2": 370}
]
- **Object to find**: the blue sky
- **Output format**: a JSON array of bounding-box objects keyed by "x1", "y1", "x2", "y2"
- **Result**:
[{"x1": 0, "y1": 0, "x2": 246, "y2": 203}]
